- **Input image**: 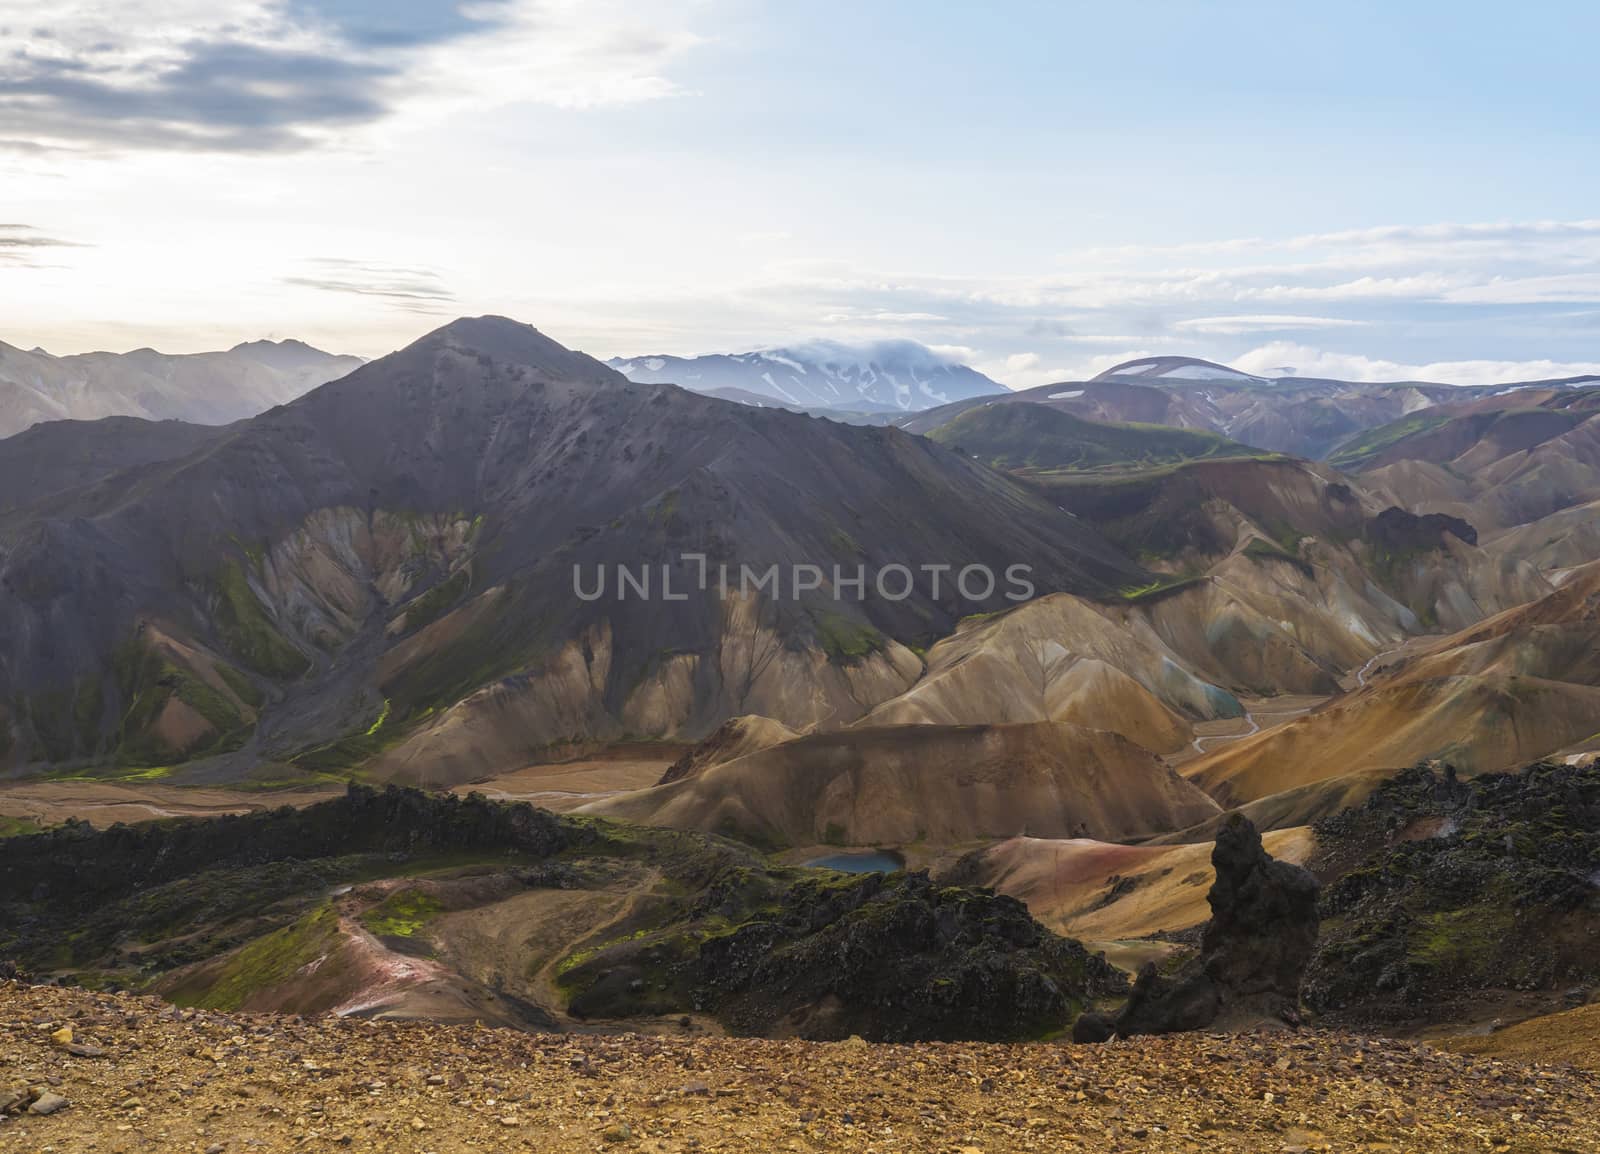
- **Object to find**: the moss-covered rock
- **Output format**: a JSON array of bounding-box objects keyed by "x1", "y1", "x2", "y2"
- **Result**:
[
  {"x1": 562, "y1": 870, "x2": 1125, "y2": 1042},
  {"x1": 1305, "y1": 762, "x2": 1600, "y2": 1024}
]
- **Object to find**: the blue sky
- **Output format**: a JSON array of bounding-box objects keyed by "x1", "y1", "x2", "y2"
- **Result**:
[{"x1": 4, "y1": 0, "x2": 1600, "y2": 385}]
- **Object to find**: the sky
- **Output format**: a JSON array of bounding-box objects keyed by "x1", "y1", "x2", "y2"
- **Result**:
[{"x1": 4, "y1": 0, "x2": 1600, "y2": 387}]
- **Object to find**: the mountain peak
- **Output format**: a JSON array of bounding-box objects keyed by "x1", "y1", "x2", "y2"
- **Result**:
[
  {"x1": 1094, "y1": 355, "x2": 1269, "y2": 384},
  {"x1": 413, "y1": 316, "x2": 626, "y2": 387},
  {"x1": 227, "y1": 337, "x2": 359, "y2": 373}
]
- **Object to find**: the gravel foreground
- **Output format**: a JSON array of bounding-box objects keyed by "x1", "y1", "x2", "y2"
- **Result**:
[{"x1": 3, "y1": 983, "x2": 1598, "y2": 1153}]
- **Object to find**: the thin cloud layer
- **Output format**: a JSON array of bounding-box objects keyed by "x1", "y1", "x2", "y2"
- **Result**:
[
  {"x1": 0, "y1": 223, "x2": 79, "y2": 266},
  {"x1": 283, "y1": 259, "x2": 455, "y2": 313}
]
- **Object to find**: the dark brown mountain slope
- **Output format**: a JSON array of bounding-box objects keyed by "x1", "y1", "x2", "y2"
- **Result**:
[
  {"x1": 0, "y1": 317, "x2": 1144, "y2": 779},
  {"x1": 0, "y1": 416, "x2": 227, "y2": 514}
]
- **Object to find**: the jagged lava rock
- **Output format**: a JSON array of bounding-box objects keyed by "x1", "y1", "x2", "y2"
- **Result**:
[{"x1": 1075, "y1": 814, "x2": 1319, "y2": 1040}]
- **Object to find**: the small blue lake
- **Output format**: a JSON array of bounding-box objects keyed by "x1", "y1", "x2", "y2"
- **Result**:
[{"x1": 802, "y1": 850, "x2": 905, "y2": 874}]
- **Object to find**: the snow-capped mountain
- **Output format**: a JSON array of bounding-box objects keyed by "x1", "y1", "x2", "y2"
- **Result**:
[
  {"x1": 1091, "y1": 355, "x2": 1272, "y2": 384},
  {"x1": 608, "y1": 340, "x2": 1006, "y2": 412}
]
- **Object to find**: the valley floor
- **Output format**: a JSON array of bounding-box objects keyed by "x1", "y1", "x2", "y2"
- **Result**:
[
  {"x1": 4, "y1": 983, "x2": 1598, "y2": 1153},
  {"x1": 0, "y1": 754, "x2": 676, "y2": 830}
]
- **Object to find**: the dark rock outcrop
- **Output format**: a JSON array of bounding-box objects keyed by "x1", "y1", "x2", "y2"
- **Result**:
[
  {"x1": 1074, "y1": 814, "x2": 1319, "y2": 1041},
  {"x1": 1369, "y1": 505, "x2": 1478, "y2": 550},
  {"x1": 0, "y1": 785, "x2": 585, "y2": 973},
  {"x1": 1305, "y1": 761, "x2": 1600, "y2": 1025},
  {"x1": 565, "y1": 870, "x2": 1127, "y2": 1043},
  {"x1": 0, "y1": 784, "x2": 577, "y2": 915},
  {"x1": 1202, "y1": 812, "x2": 1322, "y2": 998}
]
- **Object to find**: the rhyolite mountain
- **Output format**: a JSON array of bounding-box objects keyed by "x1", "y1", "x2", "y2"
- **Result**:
[
  {"x1": 1184, "y1": 559, "x2": 1600, "y2": 806},
  {"x1": 0, "y1": 337, "x2": 363, "y2": 439},
  {"x1": 1335, "y1": 386, "x2": 1600, "y2": 534},
  {"x1": 0, "y1": 316, "x2": 1144, "y2": 780},
  {"x1": 901, "y1": 355, "x2": 1600, "y2": 461},
  {"x1": 608, "y1": 340, "x2": 1005, "y2": 412},
  {"x1": 846, "y1": 431, "x2": 1546, "y2": 750}
]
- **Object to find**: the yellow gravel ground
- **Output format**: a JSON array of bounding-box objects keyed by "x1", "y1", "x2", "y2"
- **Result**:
[{"x1": 3, "y1": 982, "x2": 1599, "y2": 1153}]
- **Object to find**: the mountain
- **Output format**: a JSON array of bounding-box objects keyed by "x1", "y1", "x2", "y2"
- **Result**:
[
  {"x1": 0, "y1": 338, "x2": 363, "y2": 439},
  {"x1": 900, "y1": 356, "x2": 1600, "y2": 461},
  {"x1": 1336, "y1": 386, "x2": 1600, "y2": 533},
  {"x1": 0, "y1": 316, "x2": 1145, "y2": 780},
  {"x1": 821, "y1": 452, "x2": 1546, "y2": 765},
  {"x1": 1043, "y1": 456, "x2": 1547, "y2": 636},
  {"x1": 0, "y1": 416, "x2": 226, "y2": 514},
  {"x1": 666, "y1": 384, "x2": 900, "y2": 426},
  {"x1": 1183, "y1": 561, "x2": 1600, "y2": 806},
  {"x1": 854, "y1": 593, "x2": 1244, "y2": 754},
  {"x1": 925, "y1": 402, "x2": 1266, "y2": 473},
  {"x1": 1092, "y1": 355, "x2": 1272, "y2": 385},
  {"x1": 1485, "y1": 496, "x2": 1600, "y2": 577},
  {"x1": 608, "y1": 340, "x2": 1005, "y2": 412},
  {"x1": 580, "y1": 720, "x2": 1221, "y2": 847}
]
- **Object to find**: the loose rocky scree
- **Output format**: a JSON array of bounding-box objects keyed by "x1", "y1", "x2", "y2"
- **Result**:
[{"x1": 5, "y1": 981, "x2": 1599, "y2": 1152}]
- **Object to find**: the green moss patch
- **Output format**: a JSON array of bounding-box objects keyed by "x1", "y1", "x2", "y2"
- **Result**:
[
  {"x1": 212, "y1": 560, "x2": 310, "y2": 680},
  {"x1": 809, "y1": 608, "x2": 886, "y2": 664},
  {"x1": 176, "y1": 905, "x2": 341, "y2": 1011},
  {"x1": 360, "y1": 888, "x2": 444, "y2": 938},
  {"x1": 114, "y1": 648, "x2": 254, "y2": 767},
  {"x1": 1326, "y1": 411, "x2": 1453, "y2": 470}
]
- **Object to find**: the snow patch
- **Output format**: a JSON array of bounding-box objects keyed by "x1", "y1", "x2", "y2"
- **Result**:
[
  {"x1": 1049, "y1": 389, "x2": 1085, "y2": 400},
  {"x1": 765, "y1": 353, "x2": 808, "y2": 375},
  {"x1": 1157, "y1": 363, "x2": 1260, "y2": 381},
  {"x1": 759, "y1": 371, "x2": 801, "y2": 405}
]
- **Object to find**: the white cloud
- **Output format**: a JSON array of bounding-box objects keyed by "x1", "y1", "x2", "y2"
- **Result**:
[
  {"x1": 0, "y1": 0, "x2": 709, "y2": 153},
  {"x1": 1230, "y1": 342, "x2": 1600, "y2": 385},
  {"x1": 1004, "y1": 351, "x2": 1041, "y2": 372},
  {"x1": 819, "y1": 310, "x2": 947, "y2": 324},
  {"x1": 1175, "y1": 314, "x2": 1368, "y2": 335},
  {"x1": 402, "y1": 0, "x2": 708, "y2": 118},
  {"x1": 977, "y1": 349, "x2": 1159, "y2": 390},
  {"x1": 1444, "y1": 273, "x2": 1600, "y2": 305}
]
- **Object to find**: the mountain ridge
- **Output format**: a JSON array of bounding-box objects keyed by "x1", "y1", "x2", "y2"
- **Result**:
[
  {"x1": 609, "y1": 339, "x2": 1005, "y2": 412},
  {"x1": 0, "y1": 335, "x2": 363, "y2": 439}
]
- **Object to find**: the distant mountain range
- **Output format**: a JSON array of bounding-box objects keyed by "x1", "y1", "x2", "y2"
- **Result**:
[
  {"x1": 0, "y1": 338, "x2": 363, "y2": 439},
  {"x1": 901, "y1": 354, "x2": 1600, "y2": 460},
  {"x1": 608, "y1": 340, "x2": 1006, "y2": 413}
]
